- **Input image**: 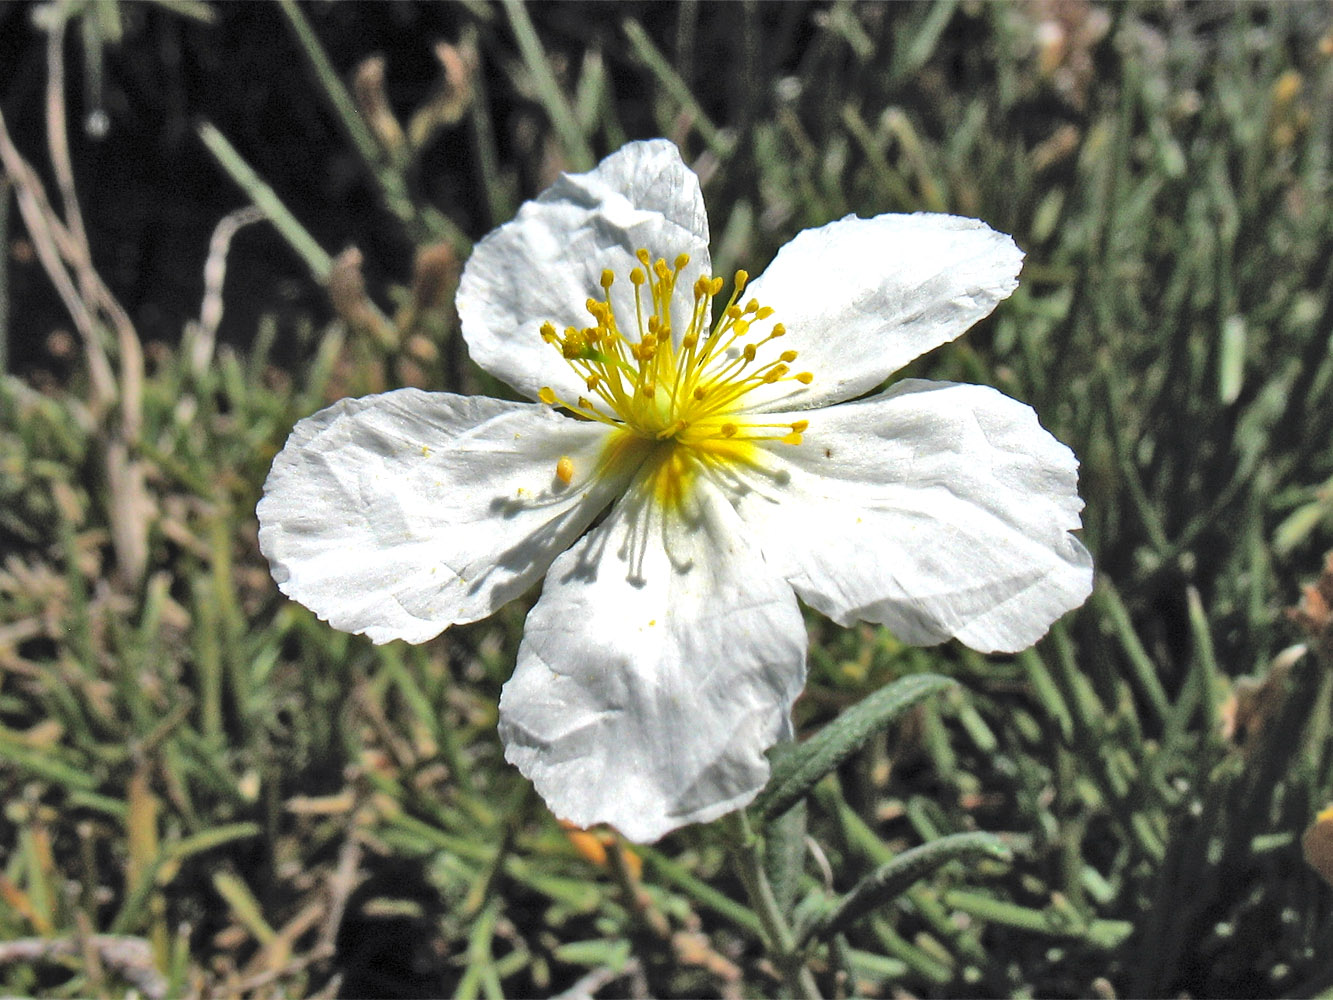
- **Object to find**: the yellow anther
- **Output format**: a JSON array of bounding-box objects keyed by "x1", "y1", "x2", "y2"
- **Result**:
[
  {"x1": 634, "y1": 335, "x2": 658, "y2": 361},
  {"x1": 562, "y1": 331, "x2": 588, "y2": 359},
  {"x1": 535, "y1": 251, "x2": 807, "y2": 470}
]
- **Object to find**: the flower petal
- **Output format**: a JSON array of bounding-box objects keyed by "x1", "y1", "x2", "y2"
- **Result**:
[
  {"x1": 742, "y1": 214, "x2": 1023, "y2": 411},
  {"x1": 499, "y1": 464, "x2": 806, "y2": 843},
  {"x1": 458, "y1": 139, "x2": 712, "y2": 403},
  {"x1": 732, "y1": 380, "x2": 1092, "y2": 653},
  {"x1": 257, "y1": 389, "x2": 634, "y2": 645}
]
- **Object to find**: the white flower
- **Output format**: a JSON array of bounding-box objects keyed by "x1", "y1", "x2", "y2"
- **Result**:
[{"x1": 257, "y1": 139, "x2": 1092, "y2": 843}]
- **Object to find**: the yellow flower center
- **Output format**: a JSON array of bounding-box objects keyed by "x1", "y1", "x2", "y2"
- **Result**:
[{"x1": 538, "y1": 251, "x2": 812, "y2": 505}]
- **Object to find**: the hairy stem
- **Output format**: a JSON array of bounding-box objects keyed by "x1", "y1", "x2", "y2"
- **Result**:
[{"x1": 722, "y1": 811, "x2": 821, "y2": 1000}]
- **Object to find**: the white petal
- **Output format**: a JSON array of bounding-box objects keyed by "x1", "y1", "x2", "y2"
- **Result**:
[
  {"x1": 732, "y1": 380, "x2": 1092, "y2": 653},
  {"x1": 457, "y1": 139, "x2": 712, "y2": 403},
  {"x1": 499, "y1": 464, "x2": 806, "y2": 843},
  {"x1": 742, "y1": 214, "x2": 1023, "y2": 411},
  {"x1": 257, "y1": 389, "x2": 636, "y2": 645}
]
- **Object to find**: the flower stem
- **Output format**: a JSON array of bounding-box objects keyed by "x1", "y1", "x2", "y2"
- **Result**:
[{"x1": 722, "y1": 811, "x2": 822, "y2": 1000}]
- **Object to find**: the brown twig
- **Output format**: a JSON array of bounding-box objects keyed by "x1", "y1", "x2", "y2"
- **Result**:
[
  {"x1": 0, "y1": 935, "x2": 167, "y2": 1000},
  {"x1": 0, "y1": 108, "x2": 114, "y2": 405},
  {"x1": 45, "y1": 15, "x2": 144, "y2": 440},
  {"x1": 317, "y1": 832, "x2": 365, "y2": 956},
  {"x1": 0, "y1": 14, "x2": 153, "y2": 585},
  {"x1": 189, "y1": 205, "x2": 265, "y2": 375}
]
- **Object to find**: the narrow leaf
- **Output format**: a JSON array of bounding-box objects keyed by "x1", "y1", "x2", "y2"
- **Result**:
[
  {"x1": 802, "y1": 832, "x2": 1012, "y2": 945},
  {"x1": 755, "y1": 673, "x2": 955, "y2": 823}
]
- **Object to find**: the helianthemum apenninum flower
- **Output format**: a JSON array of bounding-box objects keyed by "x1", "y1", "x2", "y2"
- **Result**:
[{"x1": 258, "y1": 140, "x2": 1093, "y2": 842}]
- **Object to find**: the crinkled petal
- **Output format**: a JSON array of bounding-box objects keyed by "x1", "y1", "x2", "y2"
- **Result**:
[
  {"x1": 731, "y1": 380, "x2": 1092, "y2": 653},
  {"x1": 499, "y1": 463, "x2": 806, "y2": 843},
  {"x1": 257, "y1": 389, "x2": 635, "y2": 645},
  {"x1": 742, "y1": 214, "x2": 1023, "y2": 411},
  {"x1": 458, "y1": 139, "x2": 711, "y2": 403}
]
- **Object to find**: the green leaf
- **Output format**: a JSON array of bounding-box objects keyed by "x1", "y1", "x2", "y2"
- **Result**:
[
  {"x1": 762, "y1": 787, "x2": 807, "y2": 918},
  {"x1": 754, "y1": 673, "x2": 956, "y2": 823},
  {"x1": 800, "y1": 832, "x2": 1012, "y2": 945},
  {"x1": 552, "y1": 938, "x2": 632, "y2": 970},
  {"x1": 941, "y1": 889, "x2": 1134, "y2": 950}
]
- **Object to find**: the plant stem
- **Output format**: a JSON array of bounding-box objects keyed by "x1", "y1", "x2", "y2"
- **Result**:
[
  {"x1": 501, "y1": 0, "x2": 594, "y2": 170},
  {"x1": 722, "y1": 811, "x2": 822, "y2": 1000}
]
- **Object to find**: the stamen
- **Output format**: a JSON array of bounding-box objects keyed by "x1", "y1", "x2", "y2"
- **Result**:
[{"x1": 534, "y1": 252, "x2": 815, "y2": 468}]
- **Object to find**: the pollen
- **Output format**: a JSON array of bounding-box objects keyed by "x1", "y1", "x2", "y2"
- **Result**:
[
  {"x1": 536, "y1": 250, "x2": 814, "y2": 504},
  {"x1": 555, "y1": 455, "x2": 575, "y2": 485}
]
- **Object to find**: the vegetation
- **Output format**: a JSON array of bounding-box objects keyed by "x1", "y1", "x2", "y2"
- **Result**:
[{"x1": 2, "y1": 1, "x2": 1332, "y2": 996}]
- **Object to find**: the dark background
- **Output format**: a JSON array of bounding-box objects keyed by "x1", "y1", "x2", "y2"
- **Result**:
[{"x1": 0, "y1": 2, "x2": 824, "y2": 375}]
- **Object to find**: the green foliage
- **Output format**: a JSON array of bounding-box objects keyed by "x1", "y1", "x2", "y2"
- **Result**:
[
  {"x1": 3, "y1": 1, "x2": 1333, "y2": 997},
  {"x1": 756, "y1": 673, "x2": 957, "y2": 824},
  {"x1": 800, "y1": 831, "x2": 1013, "y2": 946}
]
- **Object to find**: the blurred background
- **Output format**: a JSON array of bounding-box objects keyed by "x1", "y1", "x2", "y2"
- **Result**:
[{"x1": 2, "y1": 2, "x2": 1333, "y2": 997}]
